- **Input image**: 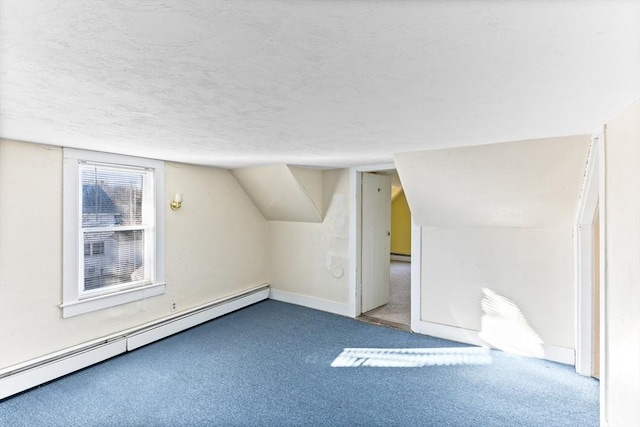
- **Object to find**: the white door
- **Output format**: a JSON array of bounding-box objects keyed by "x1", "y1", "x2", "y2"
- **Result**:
[{"x1": 361, "y1": 172, "x2": 391, "y2": 313}]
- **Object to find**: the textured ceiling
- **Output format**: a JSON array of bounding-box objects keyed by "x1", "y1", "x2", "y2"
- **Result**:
[{"x1": 1, "y1": 0, "x2": 638, "y2": 168}]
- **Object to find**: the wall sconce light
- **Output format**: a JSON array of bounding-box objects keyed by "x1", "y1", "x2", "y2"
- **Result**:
[{"x1": 170, "y1": 193, "x2": 183, "y2": 211}]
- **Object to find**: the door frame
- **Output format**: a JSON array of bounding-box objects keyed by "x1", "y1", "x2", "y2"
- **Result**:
[
  {"x1": 349, "y1": 163, "x2": 420, "y2": 326},
  {"x1": 410, "y1": 218, "x2": 422, "y2": 333},
  {"x1": 574, "y1": 131, "x2": 604, "y2": 378},
  {"x1": 348, "y1": 163, "x2": 398, "y2": 318}
]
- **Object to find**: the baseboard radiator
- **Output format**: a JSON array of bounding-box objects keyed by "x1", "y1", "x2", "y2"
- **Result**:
[
  {"x1": 0, "y1": 284, "x2": 270, "y2": 400},
  {"x1": 390, "y1": 253, "x2": 411, "y2": 262}
]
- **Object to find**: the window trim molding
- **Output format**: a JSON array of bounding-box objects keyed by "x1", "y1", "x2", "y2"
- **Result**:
[{"x1": 62, "y1": 148, "x2": 165, "y2": 318}]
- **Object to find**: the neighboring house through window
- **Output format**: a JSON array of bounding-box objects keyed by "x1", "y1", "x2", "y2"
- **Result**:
[{"x1": 62, "y1": 149, "x2": 165, "y2": 318}]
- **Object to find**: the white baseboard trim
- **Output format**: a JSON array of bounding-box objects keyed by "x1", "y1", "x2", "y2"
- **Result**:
[
  {"x1": 542, "y1": 344, "x2": 575, "y2": 366},
  {"x1": 412, "y1": 320, "x2": 575, "y2": 365},
  {"x1": 390, "y1": 254, "x2": 411, "y2": 262},
  {"x1": 0, "y1": 338, "x2": 127, "y2": 400},
  {"x1": 269, "y1": 289, "x2": 351, "y2": 317},
  {"x1": 412, "y1": 319, "x2": 487, "y2": 347},
  {"x1": 0, "y1": 284, "x2": 270, "y2": 400}
]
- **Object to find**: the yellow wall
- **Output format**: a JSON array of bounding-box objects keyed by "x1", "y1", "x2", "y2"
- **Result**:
[{"x1": 390, "y1": 190, "x2": 411, "y2": 255}]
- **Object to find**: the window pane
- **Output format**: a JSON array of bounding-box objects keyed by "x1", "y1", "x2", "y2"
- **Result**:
[
  {"x1": 93, "y1": 241, "x2": 105, "y2": 255},
  {"x1": 81, "y1": 165, "x2": 145, "y2": 228},
  {"x1": 83, "y1": 230, "x2": 145, "y2": 291}
]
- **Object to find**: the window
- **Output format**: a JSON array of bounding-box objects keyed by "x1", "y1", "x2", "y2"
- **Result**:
[
  {"x1": 62, "y1": 149, "x2": 165, "y2": 317},
  {"x1": 92, "y1": 241, "x2": 105, "y2": 256},
  {"x1": 84, "y1": 241, "x2": 105, "y2": 257}
]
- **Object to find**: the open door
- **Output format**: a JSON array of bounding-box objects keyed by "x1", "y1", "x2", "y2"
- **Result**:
[{"x1": 361, "y1": 172, "x2": 391, "y2": 313}]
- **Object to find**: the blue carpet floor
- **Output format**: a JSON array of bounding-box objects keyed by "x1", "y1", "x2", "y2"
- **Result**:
[{"x1": 0, "y1": 300, "x2": 599, "y2": 426}]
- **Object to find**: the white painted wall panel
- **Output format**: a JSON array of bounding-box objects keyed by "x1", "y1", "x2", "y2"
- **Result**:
[
  {"x1": 421, "y1": 227, "x2": 575, "y2": 348},
  {"x1": 394, "y1": 136, "x2": 590, "y2": 354},
  {"x1": 603, "y1": 100, "x2": 640, "y2": 426}
]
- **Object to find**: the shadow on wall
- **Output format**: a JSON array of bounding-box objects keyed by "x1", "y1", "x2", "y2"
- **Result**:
[{"x1": 479, "y1": 288, "x2": 544, "y2": 358}]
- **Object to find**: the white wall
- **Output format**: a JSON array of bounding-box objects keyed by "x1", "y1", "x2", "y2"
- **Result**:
[
  {"x1": 603, "y1": 99, "x2": 640, "y2": 426},
  {"x1": 395, "y1": 136, "x2": 590, "y2": 358},
  {"x1": 267, "y1": 169, "x2": 350, "y2": 312},
  {"x1": 421, "y1": 227, "x2": 574, "y2": 348},
  {"x1": 0, "y1": 139, "x2": 268, "y2": 368},
  {"x1": 289, "y1": 166, "x2": 324, "y2": 217},
  {"x1": 164, "y1": 162, "x2": 268, "y2": 310},
  {"x1": 396, "y1": 135, "x2": 590, "y2": 228}
]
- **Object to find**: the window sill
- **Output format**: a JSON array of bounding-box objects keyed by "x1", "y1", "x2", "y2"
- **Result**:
[{"x1": 60, "y1": 282, "x2": 166, "y2": 318}]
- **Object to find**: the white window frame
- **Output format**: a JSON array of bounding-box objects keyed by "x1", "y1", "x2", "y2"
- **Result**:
[{"x1": 62, "y1": 148, "x2": 165, "y2": 318}]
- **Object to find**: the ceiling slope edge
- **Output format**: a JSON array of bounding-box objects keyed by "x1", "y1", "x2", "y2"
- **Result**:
[
  {"x1": 230, "y1": 164, "x2": 323, "y2": 223},
  {"x1": 395, "y1": 135, "x2": 591, "y2": 228}
]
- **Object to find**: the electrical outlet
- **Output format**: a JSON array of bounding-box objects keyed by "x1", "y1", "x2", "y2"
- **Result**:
[{"x1": 171, "y1": 301, "x2": 176, "y2": 311}]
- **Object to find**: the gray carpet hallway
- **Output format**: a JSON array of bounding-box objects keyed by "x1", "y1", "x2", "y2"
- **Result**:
[{"x1": 362, "y1": 260, "x2": 411, "y2": 327}]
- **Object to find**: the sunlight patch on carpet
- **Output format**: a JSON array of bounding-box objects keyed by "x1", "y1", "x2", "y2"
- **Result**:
[{"x1": 331, "y1": 347, "x2": 492, "y2": 367}]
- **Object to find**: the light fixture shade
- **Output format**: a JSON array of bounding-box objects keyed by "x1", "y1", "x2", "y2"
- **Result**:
[{"x1": 170, "y1": 193, "x2": 183, "y2": 211}]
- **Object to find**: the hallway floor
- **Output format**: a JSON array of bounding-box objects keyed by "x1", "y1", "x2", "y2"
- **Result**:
[{"x1": 362, "y1": 260, "x2": 411, "y2": 329}]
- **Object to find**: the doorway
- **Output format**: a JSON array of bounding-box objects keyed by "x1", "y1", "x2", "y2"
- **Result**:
[
  {"x1": 358, "y1": 169, "x2": 411, "y2": 331},
  {"x1": 575, "y1": 133, "x2": 602, "y2": 379}
]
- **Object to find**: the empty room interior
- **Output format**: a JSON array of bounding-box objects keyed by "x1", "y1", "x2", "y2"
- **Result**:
[{"x1": 0, "y1": 1, "x2": 638, "y2": 426}]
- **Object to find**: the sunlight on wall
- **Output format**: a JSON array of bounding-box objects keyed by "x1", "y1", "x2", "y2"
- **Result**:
[
  {"x1": 331, "y1": 347, "x2": 492, "y2": 367},
  {"x1": 479, "y1": 288, "x2": 544, "y2": 358}
]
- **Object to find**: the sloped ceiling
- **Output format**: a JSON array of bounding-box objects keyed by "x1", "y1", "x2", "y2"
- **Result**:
[
  {"x1": 395, "y1": 135, "x2": 591, "y2": 228},
  {"x1": 1, "y1": 0, "x2": 638, "y2": 168},
  {"x1": 231, "y1": 165, "x2": 323, "y2": 223}
]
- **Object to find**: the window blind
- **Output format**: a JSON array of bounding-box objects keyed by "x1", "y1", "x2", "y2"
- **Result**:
[{"x1": 79, "y1": 163, "x2": 155, "y2": 293}]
